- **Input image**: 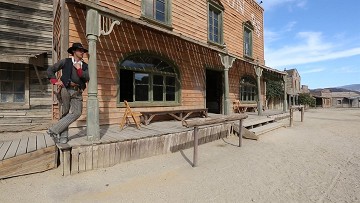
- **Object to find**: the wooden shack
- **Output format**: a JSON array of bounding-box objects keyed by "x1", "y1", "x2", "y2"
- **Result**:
[
  {"x1": 53, "y1": 0, "x2": 286, "y2": 129},
  {"x1": 0, "y1": 0, "x2": 53, "y2": 131}
]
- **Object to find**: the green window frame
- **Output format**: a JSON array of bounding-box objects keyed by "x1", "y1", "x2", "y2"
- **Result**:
[
  {"x1": 240, "y1": 76, "x2": 257, "y2": 102},
  {"x1": 208, "y1": 0, "x2": 224, "y2": 45},
  {"x1": 142, "y1": 0, "x2": 172, "y2": 25},
  {"x1": 119, "y1": 54, "x2": 180, "y2": 107},
  {"x1": 243, "y1": 22, "x2": 253, "y2": 58}
]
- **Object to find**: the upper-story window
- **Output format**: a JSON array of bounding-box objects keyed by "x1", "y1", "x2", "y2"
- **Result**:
[
  {"x1": 142, "y1": 0, "x2": 171, "y2": 25},
  {"x1": 243, "y1": 22, "x2": 253, "y2": 58},
  {"x1": 208, "y1": 0, "x2": 223, "y2": 45}
]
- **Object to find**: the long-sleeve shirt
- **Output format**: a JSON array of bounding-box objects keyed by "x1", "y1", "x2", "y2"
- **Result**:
[{"x1": 47, "y1": 58, "x2": 90, "y2": 85}]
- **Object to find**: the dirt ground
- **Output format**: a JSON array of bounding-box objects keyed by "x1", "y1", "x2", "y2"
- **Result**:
[{"x1": 1, "y1": 108, "x2": 360, "y2": 202}]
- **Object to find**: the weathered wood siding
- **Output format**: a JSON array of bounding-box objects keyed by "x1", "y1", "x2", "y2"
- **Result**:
[
  {"x1": 67, "y1": 4, "x2": 263, "y2": 126},
  {"x1": 0, "y1": 0, "x2": 53, "y2": 54},
  {"x1": 0, "y1": 0, "x2": 53, "y2": 127},
  {"x1": 98, "y1": 0, "x2": 265, "y2": 64}
]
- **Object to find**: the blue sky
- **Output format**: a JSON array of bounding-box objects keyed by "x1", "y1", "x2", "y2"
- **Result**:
[{"x1": 262, "y1": 0, "x2": 360, "y2": 89}]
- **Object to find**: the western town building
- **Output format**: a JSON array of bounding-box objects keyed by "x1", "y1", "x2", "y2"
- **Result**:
[
  {"x1": 51, "y1": 0, "x2": 288, "y2": 140},
  {"x1": 0, "y1": 0, "x2": 53, "y2": 130},
  {"x1": 312, "y1": 89, "x2": 360, "y2": 108},
  {"x1": 285, "y1": 68, "x2": 301, "y2": 106}
]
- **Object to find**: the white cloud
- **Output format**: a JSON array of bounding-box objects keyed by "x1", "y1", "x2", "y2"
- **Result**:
[
  {"x1": 301, "y1": 68, "x2": 326, "y2": 74},
  {"x1": 264, "y1": 21, "x2": 297, "y2": 43},
  {"x1": 335, "y1": 67, "x2": 360, "y2": 73},
  {"x1": 262, "y1": 0, "x2": 307, "y2": 10},
  {"x1": 265, "y1": 31, "x2": 360, "y2": 67}
]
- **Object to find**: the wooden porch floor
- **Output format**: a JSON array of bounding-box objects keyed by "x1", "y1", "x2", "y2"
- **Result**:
[{"x1": 0, "y1": 133, "x2": 55, "y2": 161}]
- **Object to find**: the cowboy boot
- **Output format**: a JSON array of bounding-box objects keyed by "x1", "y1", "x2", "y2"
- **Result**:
[
  {"x1": 46, "y1": 129, "x2": 60, "y2": 143},
  {"x1": 59, "y1": 130, "x2": 69, "y2": 144}
]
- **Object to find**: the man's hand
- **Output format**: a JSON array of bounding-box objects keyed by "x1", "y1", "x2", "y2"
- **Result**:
[
  {"x1": 74, "y1": 63, "x2": 81, "y2": 70},
  {"x1": 55, "y1": 80, "x2": 64, "y2": 87}
]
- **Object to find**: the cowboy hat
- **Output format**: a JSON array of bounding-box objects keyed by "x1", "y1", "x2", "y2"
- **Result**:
[{"x1": 67, "y1": 43, "x2": 88, "y2": 54}]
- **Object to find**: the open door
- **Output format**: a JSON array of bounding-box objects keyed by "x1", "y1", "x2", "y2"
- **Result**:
[{"x1": 206, "y1": 69, "x2": 223, "y2": 114}]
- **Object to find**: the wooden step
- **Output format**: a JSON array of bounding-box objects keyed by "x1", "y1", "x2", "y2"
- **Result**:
[
  {"x1": 249, "y1": 122, "x2": 285, "y2": 135},
  {"x1": 243, "y1": 117, "x2": 275, "y2": 128},
  {"x1": 0, "y1": 118, "x2": 32, "y2": 124},
  {"x1": 232, "y1": 124, "x2": 258, "y2": 140},
  {"x1": 0, "y1": 112, "x2": 27, "y2": 116}
]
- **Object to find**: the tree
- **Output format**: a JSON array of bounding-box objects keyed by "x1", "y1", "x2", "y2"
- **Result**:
[
  {"x1": 266, "y1": 80, "x2": 284, "y2": 108},
  {"x1": 298, "y1": 93, "x2": 316, "y2": 107}
]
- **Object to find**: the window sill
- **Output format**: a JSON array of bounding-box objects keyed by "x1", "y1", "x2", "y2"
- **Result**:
[
  {"x1": 239, "y1": 101, "x2": 257, "y2": 104},
  {"x1": 0, "y1": 103, "x2": 30, "y2": 110},
  {"x1": 207, "y1": 40, "x2": 226, "y2": 49},
  {"x1": 243, "y1": 55, "x2": 255, "y2": 61},
  {"x1": 140, "y1": 16, "x2": 173, "y2": 30},
  {"x1": 117, "y1": 101, "x2": 180, "y2": 108}
]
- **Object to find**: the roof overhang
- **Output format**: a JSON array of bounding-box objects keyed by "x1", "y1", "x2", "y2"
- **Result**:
[{"x1": 0, "y1": 53, "x2": 46, "y2": 67}]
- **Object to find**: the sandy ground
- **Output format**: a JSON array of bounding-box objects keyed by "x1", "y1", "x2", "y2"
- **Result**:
[{"x1": 1, "y1": 108, "x2": 360, "y2": 203}]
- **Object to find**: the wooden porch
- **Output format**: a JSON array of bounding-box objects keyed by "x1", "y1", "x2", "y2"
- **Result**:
[{"x1": 0, "y1": 110, "x2": 289, "y2": 179}]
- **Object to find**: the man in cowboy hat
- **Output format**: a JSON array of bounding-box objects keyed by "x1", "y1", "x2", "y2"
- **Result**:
[{"x1": 47, "y1": 43, "x2": 90, "y2": 144}]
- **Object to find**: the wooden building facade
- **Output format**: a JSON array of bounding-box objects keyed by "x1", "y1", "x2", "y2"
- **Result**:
[
  {"x1": 285, "y1": 68, "x2": 301, "y2": 107},
  {"x1": 0, "y1": 0, "x2": 53, "y2": 130},
  {"x1": 54, "y1": 0, "x2": 286, "y2": 129}
]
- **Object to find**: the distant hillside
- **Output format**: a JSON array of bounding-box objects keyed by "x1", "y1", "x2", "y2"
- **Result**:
[{"x1": 339, "y1": 84, "x2": 360, "y2": 92}]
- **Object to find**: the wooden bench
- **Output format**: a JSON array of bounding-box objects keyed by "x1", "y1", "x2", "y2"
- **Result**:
[
  {"x1": 233, "y1": 100, "x2": 258, "y2": 113},
  {"x1": 140, "y1": 108, "x2": 208, "y2": 125}
]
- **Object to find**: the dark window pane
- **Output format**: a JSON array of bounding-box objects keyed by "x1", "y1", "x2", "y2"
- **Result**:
[
  {"x1": 153, "y1": 86, "x2": 163, "y2": 101},
  {"x1": 144, "y1": 0, "x2": 154, "y2": 17},
  {"x1": 153, "y1": 75, "x2": 163, "y2": 85},
  {"x1": 135, "y1": 85, "x2": 149, "y2": 101},
  {"x1": 120, "y1": 69, "x2": 134, "y2": 102},
  {"x1": 1, "y1": 82, "x2": 13, "y2": 92},
  {"x1": 0, "y1": 70, "x2": 12, "y2": 80},
  {"x1": 135, "y1": 73, "x2": 149, "y2": 84},
  {"x1": 156, "y1": 11, "x2": 165, "y2": 22},
  {"x1": 13, "y1": 71, "x2": 25, "y2": 80},
  {"x1": 14, "y1": 93, "x2": 24, "y2": 102},
  {"x1": 1, "y1": 93, "x2": 13, "y2": 103},
  {"x1": 214, "y1": 35, "x2": 218, "y2": 43},
  {"x1": 166, "y1": 86, "x2": 175, "y2": 101},
  {"x1": 156, "y1": 0, "x2": 165, "y2": 12},
  {"x1": 14, "y1": 82, "x2": 25, "y2": 92},
  {"x1": 166, "y1": 77, "x2": 175, "y2": 86}
]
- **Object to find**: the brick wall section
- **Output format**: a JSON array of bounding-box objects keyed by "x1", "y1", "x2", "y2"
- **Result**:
[{"x1": 67, "y1": 4, "x2": 264, "y2": 126}]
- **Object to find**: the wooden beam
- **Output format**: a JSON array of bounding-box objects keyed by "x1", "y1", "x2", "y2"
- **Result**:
[
  {"x1": 183, "y1": 114, "x2": 248, "y2": 128},
  {"x1": 60, "y1": 0, "x2": 70, "y2": 59}
]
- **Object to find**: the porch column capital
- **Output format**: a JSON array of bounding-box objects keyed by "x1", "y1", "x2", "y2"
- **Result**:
[{"x1": 219, "y1": 53, "x2": 236, "y2": 70}]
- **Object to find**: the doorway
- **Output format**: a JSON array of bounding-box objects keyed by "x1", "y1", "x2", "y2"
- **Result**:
[{"x1": 206, "y1": 69, "x2": 223, "y2": 114}]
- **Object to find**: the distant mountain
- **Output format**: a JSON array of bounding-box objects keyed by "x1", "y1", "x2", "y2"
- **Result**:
[{"x1": 338, "y1": 84, "x2": 360, "y2": 92}]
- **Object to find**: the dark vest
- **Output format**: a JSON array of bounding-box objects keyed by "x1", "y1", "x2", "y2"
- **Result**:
[{"x1": 60, "y1": 58, "x2": 88, "y2": 90}]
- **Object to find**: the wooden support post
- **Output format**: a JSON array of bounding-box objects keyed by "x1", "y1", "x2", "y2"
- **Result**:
[
  {"x1": 86, "y1": 8, "x2": 100, "y2": 141},
  {"x1": 193, "y1": 126, "x2": 199, "y2": 167},
  {"x1": 301, "y1": 107, "x2": 304, "y2": 122},
  {"x1": 219, "y1": 54, "x2": 236, "y2": 115},
  {"x1": 57, "y1": 143, "x2": 72, "y2": 176},
  {"x1": 290, "y1": 109, "x2": 294, "y2": 127},
  {"x1": 238, "y1": 119, "x2": 243, "y2": 147},
  {"x1": 254, "y1": 62, "x2": 263, "y2": 116}
]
